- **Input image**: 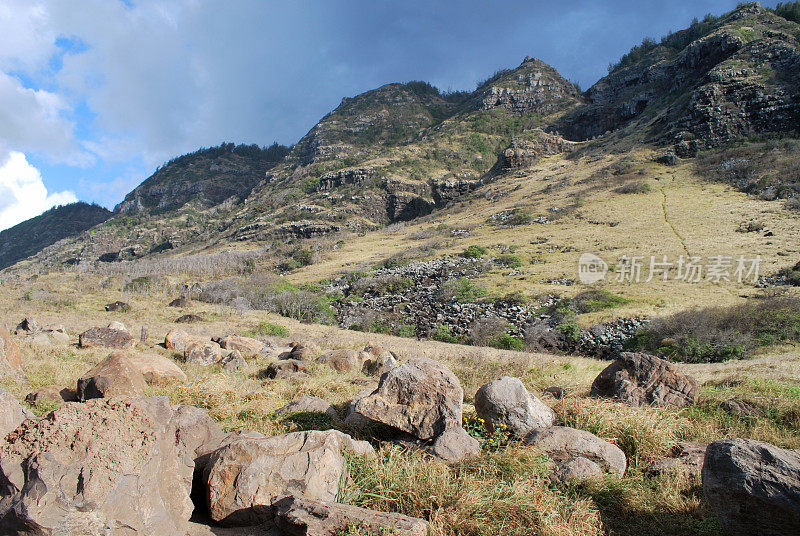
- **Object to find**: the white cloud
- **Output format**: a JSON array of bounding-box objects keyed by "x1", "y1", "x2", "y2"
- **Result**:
[{"x1": 0, "y1": 151, "x2": 77, "y2": 230}]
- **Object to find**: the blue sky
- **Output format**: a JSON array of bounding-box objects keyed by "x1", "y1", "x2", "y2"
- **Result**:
[{"x1": 0, "y1": 0, "x2": 781, "y2": 229}]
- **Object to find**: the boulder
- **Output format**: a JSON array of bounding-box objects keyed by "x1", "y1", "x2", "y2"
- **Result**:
[
  {"x1": 78, "y1": 326, "x2": 136, "y2": 349},
  {"x1": 127, "y1": 352, "x2": 188, "y2": 385},
  {"x1": 203, "y1": 430, "x2": 374, "y2": 526},
  {"x1": 104, "y1": 300, "x2": 131, "y2": 312},
  {"x1": 354, "y1": 358, "x2": 463, "y2": 440},
  {"x1": 215, "y1": 335, "x2": 265, "y2": 357},
  {"x1": 76, "y1": 351, "x2": 147, "y2": 400},
  {"x1": 474, "y1": 376, "x2": 555, "y2": 436},
  {"x1": 646, "y1": 441, "x2": 707, "y2": 479},
  {"x1": 24, "y1": 385, "x2": 76, "y2": 408},
  {"x1": 524, "y1": 426, "x2": 627, "y2": 477},
  {"x1": 184, "y1": 341, "x2": 222, "y2": 366},
  {"x1": 344, "y1": 386, "x2": 380, "y2": 429},
  {"x1": 431, "y1": 426, "x2": 480, "y2": 463},
  {"x1": 14, "y1": 317, "x2": 39, "y2": 335},
  {"x1": 317, "y1": 348, "x2": 364, "y2": 373},
  {"x1": 107, "y1": 320, "x2": 128, "y2": 332},
  {"x1": 590, "y1": 352, "x2": 698, "y2": 408},
  {"x1": 176, "y1": 314, "x2": 203, "y2": 323},
  {"x1": 272, "y1": 496, "x2": 428, "y2": 536},
  {"x1": 286, "y1": 340, "x2": 321, "y2": 361},
  {"x1": 221, "y1": 350, "x2": 247, "y2": 372},
  {"x1": 702, "y1": 438, "x2": 800, "y2": 536},
  {"x1": 0, "y1": 389, "x2": 32, "y2": 439},
  {"x1": 169, "y1": 297, "x2": 192, "y2": 307},
  {"x1": 0, "y1": 325, "x2": 25, "y2": 379},
  {"x1": 363, "y1": 349, "x2": 399, "y2": 376},
  {"x1": 261, "y1": 359, "x2": 308, "y2": 379},
  {"x1": 276, "y1": 396, "x2": 340, "y2": 422},
  {"x1": 165, "y1": 328, "x2": 196, "y2": 352},
  {"x1": 45, "y1": 327, "x2": 70, "y2": 344},
  {"x1": 551, "y1": 457, "x2": 603, "y2": 484},
  {"x1": 0, "y1": 397, "x2": 194, "y2": 536},
  {"x1": 721, "y1": 398, "x2": 763, "y2": 419}
]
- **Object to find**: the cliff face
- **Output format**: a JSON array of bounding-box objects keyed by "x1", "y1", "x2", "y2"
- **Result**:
[
  {"x1": 554, "y1": 4, "x2": 800, "y2": 148},
  {"x1": 115, "y1": 143, "x2": 289, "y2": 215}
]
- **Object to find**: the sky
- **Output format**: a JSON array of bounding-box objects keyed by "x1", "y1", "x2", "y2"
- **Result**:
[{"x1": 0, "y1": 0, "x2": 781, "y2": 230}]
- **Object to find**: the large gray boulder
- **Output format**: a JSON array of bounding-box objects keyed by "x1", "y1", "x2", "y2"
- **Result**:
[
  {"x1": 272, "y1": 496, "x2": 428, "y2": 536},
  {"x1": 76, "y1": 351, "x2": 147, "y2": 400},
  {"x1": 431, "y1": 426, "x2": 480, "y2": 463},
  {"x1": 646, "y1": 441, "x2": 707, "y2": 479},
  {"x1": 184, "y1": 341, "x2": 222, "y2": 366},
  {"x1": 590, "y1": 352, "x2": 698, "y2": 408},
  {"x1": 702, "y1": 438, "x2": 800, "y2": 536},
  {"x1": 353, "y1": 358, "x2": 463, "y2": 440},
  {"x1": 474, "y1": 376, "x2": 555, "y2": 436},
  {"x1": 551, "y1": 456, "x2": 603, "y2": 484},
  {"x1": 524, "y1": 426, "x2": 627, "y2": 477},
  {"x1": 127, "y1": 352, "x2": 188, "y2": 385},
  {"x1": 0, "y1": 389, "x2": 33, "y2": 439},
  {"x1": 78, "y1": 326, "x2": 136, "y2": 349},
  {"x1": 203, "y1": 429, "x2": 374, "y2": 526},
  {"x1": 0, "y1": 397, "x2": 194, "y2": 536}
]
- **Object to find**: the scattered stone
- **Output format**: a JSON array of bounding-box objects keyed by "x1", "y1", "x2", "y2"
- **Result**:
[
  {"x1": 261, "y1": 359, "x2": 308, "y2": 379},
  {"x1": 354, "y1": 358, "x2": 464, "y2": 440},
  {"x1": 317, "y1": 348, "x2": 365, "y2": 372},
  {"x1": 272, "y1": 496, "x2": 428, "y2": 536},
  {"x1": 0, "y1": 397, "x2": 194, "y2": 536},
  {"x1": 543, "y1": 386, "x2": 566, "y2": 399},
  {"x1": 656, "y1": 151, "x2": 679, "y2": 166},
  {"x1": 165, "y1": 328, "x2": 196, "y2": 352},
  {"x1": 646, "y1": 441, "x2": 707, "y2": 479},
  {"x1": 221, "y1": 350, "x2": 247, "y2": 372},
  {"x1": 104, "y1": 300, "x2": 131, "y2": 312},
  {"x1": 474, "y1": 376, "x2": 555, "y2": 436},
  {"x1": 276, "y1": 396, "x2": 340, "y2": 422},
  {"x1": 77, "y1": 351, "x2": 147, "y2": 400},
  {"x1": 0, "y1": 389, "x2": 32, "y2": 439},
  {"x1": 590, "y1": 352, "x2": 698, "y2": 408},
  {"x1": 431, "y1": 426, "x2": 480, "y2": 463},
  {"x1": 0, "y1": 324, "x2": 25, "y2": 379},
  {"x1": 551, "y1": 457, "x2": 603, "y2": 484},
  {"x1": 24, "y1": 385, "x2": 76, "y2": 408},
  {"x1": 702, "y1": 438, "x2": 800, "y2": 536},
  {"x1": 721, "y1": 398, "x2": 764, "y2": 419},
  {"x1": 283, "y1": 341, "x2": 321, "y2": 361},
  {"x1": 169, "y1": 297, "x2": 192, "y2": 307},
  {"x1": 107, "y1": 320, "x2": 128, "y2": 332},
  {"x1": 524, "y1": 426, "x2": 627, "y2": 477},
  {"x1": 176, "y1": 314, "x2": 204, "y2": 323},
  {"x1": 13, "y1": 317, "x2": 38, "y2": 335},
  {"x1": 127, "y1": 352, "x2": 188, "y2": 385},
  {"x1": 214, "y1": 335, "x2": 264, "y2": 357},
  {"x1": 78, "y1": 326, "x2": 136, "y2": 349},
  {"x1": 203, "y1": 429, "x2": 373, "y2": 526},
  {"x1": 184, "y1": 341, "x2": 222, "y2": 366}
]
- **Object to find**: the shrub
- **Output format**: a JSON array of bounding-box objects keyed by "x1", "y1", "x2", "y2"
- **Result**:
[
  {"x1": 439, "y1": 278, "x2": 488, "y2": 303},
  {"x1": 495, "y1": 254, "x2": 523, "y2": 268},
  {"x1": 614, "y1": 180, "x2": 651, "y2": 194},
  {"x1": 246, "y1": 321, "x2": 289, "y2": 338},
  {"x1": 469, "y1": 316, "x2": 509, "y2": 347},
  {"x1": 571, "y1": 289, "x2": 631, "y2": 313},
  {"x1": 431, "y1": 324, "x2": 457, "y2": 343},
  {"x1": 489, "y1": 333, "x2": 525, "y2": 351},
  {"x1": 462, "y1": 245, "x2": 489, "y2": 259},
  {"x1": 625, "y1": 296, "x2": 800, "y2": 362}
]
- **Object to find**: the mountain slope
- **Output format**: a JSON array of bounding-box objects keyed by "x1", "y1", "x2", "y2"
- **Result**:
[{"x1": 0, "y1": 202, "x2": 112, "y2": 270}]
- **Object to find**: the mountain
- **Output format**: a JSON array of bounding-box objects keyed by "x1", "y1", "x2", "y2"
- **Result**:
[
  {"x1": 0, "y1": 202, "x2": 112, "y2": 270},
  {"x1": 8, "y1": 2, "x2": 800, "y2": 271}
]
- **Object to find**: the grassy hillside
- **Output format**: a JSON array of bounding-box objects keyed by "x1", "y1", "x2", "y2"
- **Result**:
[{"x1": 0, "y1": 202, "x2": 112, "y2": 270}]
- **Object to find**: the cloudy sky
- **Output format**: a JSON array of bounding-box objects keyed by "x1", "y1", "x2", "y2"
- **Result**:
[{"x1": 0, "y1": 0, "x2": 776, "y2": 229}]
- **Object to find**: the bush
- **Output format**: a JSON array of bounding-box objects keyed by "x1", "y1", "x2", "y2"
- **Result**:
[
  {"x1": 469, "y1": 316, "x2": 509, "y2": 347},
  {"x1": 625, "y1": 296, "x2": 800, "y2": 362},
  {"x1": 462, "y1": 245, "x2": 489, "y2": 259},
  {"x1": 614, "y1": 180, "x2": 651, "y2": 194},
  {"x1": 431, "y1": 324, "x2": 457, "y2": 343},
  {"x1": 440, "y1": 278, "x2": 488, "y2": 303},
  {"x1": 495, "y1": 254, "x2": 523, "y2": 268},
  {"x1": 246, "y1": 321, "x2": 289, "y2": 338},
  {"x1": 571, "y1": 289, "x2": 631, "y2": 313},
  {"x1": 489, "y1": 333, "x2": 525, "y2": 351}
]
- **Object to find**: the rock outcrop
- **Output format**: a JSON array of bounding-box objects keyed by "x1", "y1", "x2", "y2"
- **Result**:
[
  {"x1": 203, "y1": 430, "x2": 373, "y2": 526},
  {"x1": 77, "y1": 352, "x2": 147, "y2": 400},
  {"x1": 272, "y1": 496, "x2": 428, "y2": 536},
  {"x1": 474, "y1": 376, "x2": 555, "y2": 436},
  {"x1": 0, "y1": 389, "x2": 32, "y2": 439},
  {"x1": 702, "y1": 438, "x2": 800, "y2": 536},
  {"x1": 590, "y1": 352, "x2": 698, "y2": 408},
  {"x1": 0, "y1": 397, "x2": 194, "y2": 536}
]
